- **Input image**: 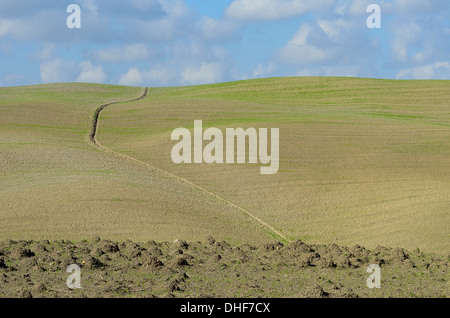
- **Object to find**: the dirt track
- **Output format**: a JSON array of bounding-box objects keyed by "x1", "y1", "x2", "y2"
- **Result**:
[
  {"x1": 89, "y1": 87, "x2": 289, "y2": 243},
  {"x1": 0, "y1": 238, "x2": 447, "y2": 298},
  {"x1": 89, "y1": 87, "x2": 149, "y2": 147}
]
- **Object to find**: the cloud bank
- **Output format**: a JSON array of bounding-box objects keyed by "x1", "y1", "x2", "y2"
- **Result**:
[{"x1": 0, "y1": 0, "x2": 448, "y2": 86}]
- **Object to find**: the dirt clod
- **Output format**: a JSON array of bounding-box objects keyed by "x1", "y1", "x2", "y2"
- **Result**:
[
  {"x1": 176, "y1": 257, "x2": 189, "y2": 267},
  {"x1": 0, "y1": 239, "x2": 446, "y2": 298}
]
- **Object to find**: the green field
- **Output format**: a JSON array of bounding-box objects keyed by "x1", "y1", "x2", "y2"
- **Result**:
[{"x1": 1, "y1": 77, "x2": 449, "y2": 254}]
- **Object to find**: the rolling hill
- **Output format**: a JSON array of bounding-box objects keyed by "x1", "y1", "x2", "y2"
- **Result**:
[{"x1": 1, "y1": 77, "x2": 449, "y2": 254}]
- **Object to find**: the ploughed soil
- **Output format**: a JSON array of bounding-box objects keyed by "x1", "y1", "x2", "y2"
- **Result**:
[{"x1": 0, "y1": 237, "x2": 447, "y2": 298}]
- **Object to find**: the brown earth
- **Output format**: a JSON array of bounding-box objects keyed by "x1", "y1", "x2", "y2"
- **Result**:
[{"x1": 0, "y1": 238, "x2": 447, "y2": 298}]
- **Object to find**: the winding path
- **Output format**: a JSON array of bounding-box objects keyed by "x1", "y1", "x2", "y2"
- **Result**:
[
  {"x1": 89, "y1": 87, "x2": 149, "y2": 147},
  {"x1": 88, "y1": 87, "x2": 289, "y2": 243}
]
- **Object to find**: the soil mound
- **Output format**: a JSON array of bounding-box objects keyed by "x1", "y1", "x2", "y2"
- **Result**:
[{"x1": 0, "y1": 238, "x2": 447, "y2": 298}]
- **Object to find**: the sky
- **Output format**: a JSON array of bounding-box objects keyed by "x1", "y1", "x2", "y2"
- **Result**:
[{"x1": 0, "y1": 0, "x2": 449, "y2": 87}]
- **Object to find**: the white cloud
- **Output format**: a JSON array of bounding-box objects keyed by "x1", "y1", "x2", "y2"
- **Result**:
[
  {"x1": 295, "y1": 64, "x2": 361, "y2": 77},
  {"x1": 0, "y1": 10, "x2": 70, "y2": 42},
  {"x1": 3, "y1": 0, "x2": 450, "y2": 87},
  {"x1": 0, "y1": 74, "x2": 33, "y2": 87},
  {"x1": 0, "y1": 19, "x2": 14, "y2": 37},
  {"x1": 32, "y1": 43, "x2": 57, "y2": 61},
  {"x1": 274, "y1": 10, "x2": 385, "y2": 78},
  {"x1": 348, "y1": 0, "x2": 373, "y2": 16},
  {"x1": 94, "y1": 44, "x2": 154, "y2": 63},
  {"x1": 333, "y1": 0, "x2": 380, "y2": 16},
  {"x1": 40, "y1": 59, "x2": 77, "y2": 83},
  {"x1": 0, "y1": 0, "x2": 190, "y2": 43},
  {"x1": 146, "y1": 65, "x2": 178, "y2": 86},
  {"x1": 80, "y1": 0, "x2": 99, "y2": 16},
  {"x1": 181, "y1": 62, "x2": 224, "y2": 85},
  {"x1": 131, "y1": 0, "x2": 194, "y2": 42},
  {"x1": 278, "y1": 24, "x2": 334, "y2": 65},
  {"x1": 118, "y1": 67, "x2": 143, "y2": 86},
  {"x1": 435, "y1": 61, "x2": 450, "y2": 69},
  {"x1": 317, "y1": 18, "x2": 351, "y2": 42},
  {"x1": 396, "y1": 61, "x2": 450, "y2": 79},
  {"x1": 197, "y1": 17, "x2": 241, "y2": 42},
  {"x1": 394, "y1": 0, "x2": 449, "y2": 14},
  {"x1": 118, "y1": 65, "x2": 179, "y2": 87},
  {"x1": 246, "y1": 63, "x2": 276, "y2": 79},
  {"x1": 225, "y1": 0, "x2": 333, "y2": 21},
  {"x1": 390, "y1": 21, "x2": 422, "y2": 63},
  {"x1": 76, "y1": 61, "x2": 107, "y2": 83},
  {"x1": 116, "y1": 38, "x2": 232, "y2": 87},
  {"x1": 40, "y1": 59, "x2": 107, "y2": 84}
]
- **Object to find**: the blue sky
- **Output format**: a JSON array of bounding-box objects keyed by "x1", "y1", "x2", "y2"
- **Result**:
[{"x1": 0, "y1": 0, "x2": 449, "y2": 87}]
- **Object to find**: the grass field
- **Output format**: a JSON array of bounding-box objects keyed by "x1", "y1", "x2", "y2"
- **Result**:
[
  {"x1": 1, "y1": 77, "x2": 449, "y2": 254},
  {"x1": 0, "y1": 83, "x2": 271, "y2": 244}
]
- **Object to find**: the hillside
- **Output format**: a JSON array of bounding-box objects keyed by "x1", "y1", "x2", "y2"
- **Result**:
[
  {"x1": 0, "y1": 83, "x2": 270, "y2": 244},
  {"x1": 97, "y1": 77, "x2": 450, "y2": 254},
  {"x1": 0, "y1": 77, "x2": 449, "y2": 254}
]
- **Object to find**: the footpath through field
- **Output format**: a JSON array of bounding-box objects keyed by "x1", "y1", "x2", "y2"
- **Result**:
[{"x1": 89, "y1": 87, "x2": 289, "y2": 243}]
